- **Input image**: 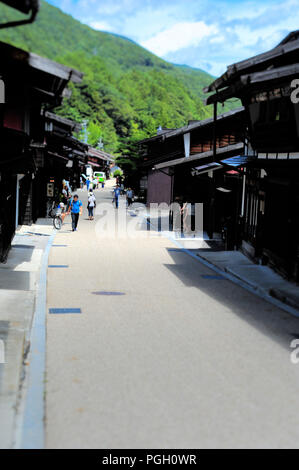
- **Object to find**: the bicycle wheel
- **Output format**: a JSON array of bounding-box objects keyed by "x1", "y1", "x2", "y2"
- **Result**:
[{"x1": 53, "y1": 216, "x2": 62, "y2": 230}]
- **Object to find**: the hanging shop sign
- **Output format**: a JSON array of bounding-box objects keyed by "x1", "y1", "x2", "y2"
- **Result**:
[{"x1": 47, "y1": 182, "x2": 54, "y2": 198}]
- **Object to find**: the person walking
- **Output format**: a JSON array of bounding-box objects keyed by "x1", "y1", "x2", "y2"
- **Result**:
[
  {"x1": 86, "y1": 177, "x2": 91, "y2": 192},
  {"x1": 87, "y1": 191, "x2": 96, "y2": 220},
  {"x1": 61, "y1": 184, "x2": 68, "y2": 209},
  {"x1": 126, "y1": 188, "x2": 134, "y2": 207},
  {"x1": 93, "y1": 177, "x2": 98, "y2": 190},
  {"x1": 113, "y1": 185, "x2": 121, "y2": 209},
  {"x1": 62, "y1": 184, "x2": 68, "y2": 201},
  {"x1": 68, "y1": 194, "x2": 83, "y2": 231},
  {"x1": 62, "y1": 185, "x2": 72, "y2": 213}
]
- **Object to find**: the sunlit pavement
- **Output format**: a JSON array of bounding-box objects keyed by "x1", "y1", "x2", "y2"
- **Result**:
[{"x1": 46, "y1": 183, "x2": 299, "y2": 449}]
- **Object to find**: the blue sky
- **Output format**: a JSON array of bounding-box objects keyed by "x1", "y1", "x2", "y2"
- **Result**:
[{"x1": 48, "y1": 0, "x2": 299, "y2": 76}]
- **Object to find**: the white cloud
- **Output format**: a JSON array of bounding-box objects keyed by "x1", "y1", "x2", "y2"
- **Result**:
[
  {"x1": 141, "y1": 21, "x2": 218, "y2": 56},
  {"x1": 89, "y1": 20, "x2": 114, "y2": 32},
  {"x1": 222, "y1": 2, "x2": 271, "y2": 21},
  {"x1": 48, "y1": 0, "x2": 299, "y2": 78}
]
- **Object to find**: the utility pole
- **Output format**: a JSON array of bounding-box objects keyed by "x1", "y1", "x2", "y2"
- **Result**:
[
  {"x1": 98, "y1": 137, "x2": 104, "y2": 150},
  {"x1": 82, "y1": 119, "x2": 88, "y2": 144}
]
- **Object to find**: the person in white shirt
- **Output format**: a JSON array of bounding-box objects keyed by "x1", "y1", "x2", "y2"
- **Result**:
[{"x1": 87, "y1": 191, "x2": 96, "y2": 220}]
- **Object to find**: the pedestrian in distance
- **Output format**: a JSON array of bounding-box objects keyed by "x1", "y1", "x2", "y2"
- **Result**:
[
  {"x1": 93, "y1": 177, "x2": 98, "y2": 190},
  {"x1": 61, "y1": 184, "x2": 68, "y2": 206},
  {"x1": 63, "y1": 179, "x2": 71, "y2": 194},
  {"x1": 86, "y1": 177, "x2": 91, "y2": 192},
  {"x1": 126, "y1": 188, "x2": 134, "y2": 207},
  {"x1": 87, "y1": 190, "x2": 96, "y2": 220},
  {"x1": 113, "y1": 185, "x2": 121, "y2": 209},
  {"x1": 68, "y1": 194, "x2": 83, "y2": 231},
  {"x1": 63, "y1": 185, "x2": 72, "y2": 213}
]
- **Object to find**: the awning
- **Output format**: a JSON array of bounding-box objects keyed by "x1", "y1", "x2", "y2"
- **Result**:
[
  {"x1": 203, "y1": 32, "x2": 299, "y2": 94},
  {"x1": 0, "y1": 153, "x2": 36, "y2": 173},
  {"x1": 48, "y1": 151, "x2": 68, "y2": 162},
  {"x1": 191, "y1": 162, "x2": 223, "y2": 176},
  {"x1": 155, "y1": 142, "x2": 245, "y2": 170},
  {"x1": 88, "y1": 161, "x2": 101, "y2": 168},
  {"x1": 221, "y1": 155, "x2": 254, "y2": 167}
]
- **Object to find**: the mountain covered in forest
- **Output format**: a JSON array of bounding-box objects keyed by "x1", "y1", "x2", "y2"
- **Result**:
[{"x1": 0, "y1": 0, "x2": 233, "y2": 166}]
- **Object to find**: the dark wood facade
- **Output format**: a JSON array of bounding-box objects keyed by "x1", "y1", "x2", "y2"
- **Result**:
[
  {"x1": 138, "y1": 108, "x2": 246, "y2": 241},
  {"x1": 34, "y1": 112, "x2": 88, "y2": 218},
  {"x1": 0, "y1": 41, "x2": 83, "y2": 261},
  {"x1": 205, "y1": 30, "x2": 299, "y2": 281}
]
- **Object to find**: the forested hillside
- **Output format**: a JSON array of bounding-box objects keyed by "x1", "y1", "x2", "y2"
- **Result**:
[{"x1": 0, "y1": 1, "x2": 234, "y2": 166}]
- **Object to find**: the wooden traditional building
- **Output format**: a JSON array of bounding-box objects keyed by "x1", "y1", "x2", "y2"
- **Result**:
[
  {"x1": 87, "y1": 147, "x2": 114, "y2": 178},
  {"x1": 138, "y1": 108, "x2": 246, "y2": 241},
  {"x1": 205, "y1": 30, "x2": 299, "y2": 281},
  {"x1": 0, "y1": 41, "x2": 83, "y2": 261},
  {"x1": 37, "y1": 111, "x2": 88, "y2": 217}
]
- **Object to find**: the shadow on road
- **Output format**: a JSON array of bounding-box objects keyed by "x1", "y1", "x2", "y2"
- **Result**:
[{"x1": 165, "y1": 248, "x2": 299, "y2": 351}]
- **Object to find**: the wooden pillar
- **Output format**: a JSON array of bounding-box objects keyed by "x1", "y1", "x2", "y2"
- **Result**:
[
  {"x1": 213, "y1": 102, "x2": 217, "y2": 161},
  {"x1": 208, "y1": 101, "x2": 218, "y2": 240}
]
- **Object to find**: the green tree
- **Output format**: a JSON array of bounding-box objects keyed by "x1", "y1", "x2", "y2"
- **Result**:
[{"x1": 0, "y1": 0, "x2": 239, "y2": 172}]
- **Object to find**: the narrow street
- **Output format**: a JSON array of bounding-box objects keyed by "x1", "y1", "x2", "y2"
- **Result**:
[
  {"x1": 45, "y1": 183, "x2": 299, "y2": 449},
  {"x1": 1, "y1": 0, "x2": 299, "y2": 455}
]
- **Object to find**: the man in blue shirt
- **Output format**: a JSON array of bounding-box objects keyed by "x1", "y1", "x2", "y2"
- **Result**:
[
  {"x1": 126, "y1": 188, "x2": 134, "y2": 207},
  {"x1": 68, "y1": 194, "x2": 83, "y2": 231},
  {"x1": 113, "y1": 185, "x2": 121, "y2": 209}
]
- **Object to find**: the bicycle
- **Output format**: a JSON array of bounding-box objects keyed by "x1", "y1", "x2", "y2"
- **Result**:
[
  {"x1": 50, "y1": 203, "x2": 66, "y2": 230},
  {"x1": 48, "y1": 201, "x2": 58, "y2": 219},
  {"x1": 53, "y1": 210, "x2": 63, "y2": 230}
]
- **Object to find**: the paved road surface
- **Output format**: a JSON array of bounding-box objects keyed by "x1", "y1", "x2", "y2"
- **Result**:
[{"x1": 46, "y1": 183, "x2": 299, "y2": 449}]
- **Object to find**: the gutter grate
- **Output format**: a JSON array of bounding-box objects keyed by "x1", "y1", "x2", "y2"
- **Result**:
[
  {"x1": 49, "y1": 308, "x2": 82, "y2": 314},
  {"x1": 92, "y1": 291, "x2": 126, "y2": 296},
  {"x1": 48, "y1": 265, "x2": 69, "y2": 268}
]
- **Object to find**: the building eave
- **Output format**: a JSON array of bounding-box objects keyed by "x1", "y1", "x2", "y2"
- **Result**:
[
  {"x1": 139, "y1": 107, "x2": 245, "y2": 146},
  {"x1": 154, "y1": 142, "x2": 245, "y2": 170},
  {"x1": 204, "y1": 32, "x2": 299, "y2": 94}
]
